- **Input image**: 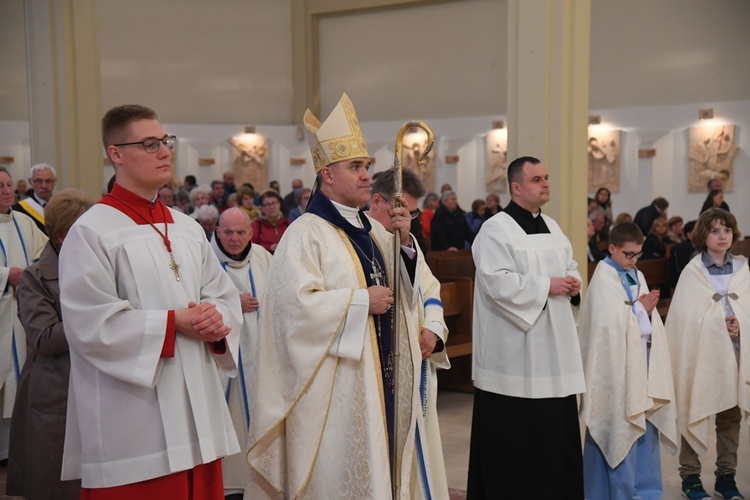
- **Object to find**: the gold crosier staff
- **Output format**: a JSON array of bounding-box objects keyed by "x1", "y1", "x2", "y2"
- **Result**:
[{"x1": 390, "y1": 120, "x2": 434, "y2": 499}]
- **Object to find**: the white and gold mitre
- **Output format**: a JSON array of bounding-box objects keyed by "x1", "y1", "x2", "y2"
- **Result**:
[{"x1": 304, "y1": 93, "x2": 370, "y2": 172}]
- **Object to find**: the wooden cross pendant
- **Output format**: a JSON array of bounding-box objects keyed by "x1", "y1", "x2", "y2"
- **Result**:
[{"x1": 169, "y1": 255, "x2": 181, "y2": 282}]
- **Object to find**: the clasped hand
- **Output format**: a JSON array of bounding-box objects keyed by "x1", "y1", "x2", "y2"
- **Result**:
[
  {"x1": 239, "y1": 292, "x2": 259, "y2": 313},
  {"x1": 637, "y1": 289, "x2": 660, "y2": 315},
  {"x1": 549, "y1": 276, "x2": 581, "y2": 297},
  {"x1": 175, "y1": 301, "x2": 230, "y2": 343}
]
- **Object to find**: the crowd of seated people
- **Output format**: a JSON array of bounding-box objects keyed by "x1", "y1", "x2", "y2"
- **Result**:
[{"x1": 586, "y1": 177, "x2": 739, "y2": 283}]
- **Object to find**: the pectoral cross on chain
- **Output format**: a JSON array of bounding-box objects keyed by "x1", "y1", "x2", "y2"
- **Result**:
[
  {"x1": 370, "y1": 261, "x2": 384, "y2": 286},
  {"x1": 169, "y1": 255, "x2": 181, "y2": 282}
]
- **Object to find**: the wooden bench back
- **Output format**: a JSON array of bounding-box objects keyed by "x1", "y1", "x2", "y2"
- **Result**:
[
  {"x1": 636, "y1": 258, "x2": 669, "y2": 290},
  {"x1": 427, "y1": 249, "x2": 475, "y2": 281},
  {"x1": 731, "y1": 238, "x2": 750, "y2": 259},
  {"x1": 437, "y1": 276, "x2": 475, "y2": 392},
  {"x1": 439, "y1": 278, "x2": 473, "y2": 359}
]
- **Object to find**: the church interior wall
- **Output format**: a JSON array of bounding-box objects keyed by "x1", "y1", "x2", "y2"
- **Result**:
[
  {"x1": 595, "y1": 99, "x2": 750, "y2": 235},
  {"x1": 155, "y1": 97, "x2": 750, "y2": 239},
  {"x1": 1, "y1": 0, "x2": 748, "y2": 233},
  {"x1": 4, "y1": 0, "x2": 748, "y2": 123},
  {"x1": 2, "y1": 98, "x2": 749, "y2": 235}
]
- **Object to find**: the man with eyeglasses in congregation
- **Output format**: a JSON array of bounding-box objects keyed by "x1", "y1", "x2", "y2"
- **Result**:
[
  {"x1": 12, "y1": 163, "x2": 57, "y2": 234},
  {"x1": 58, "y1": 104, "x2": 243, "y2": 500}
]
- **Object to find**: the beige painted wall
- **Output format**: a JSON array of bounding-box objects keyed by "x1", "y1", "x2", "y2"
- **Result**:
[
  {"x1": 98, "y1": 0, "x2": 293, "y2": 124},
  {"x1": 318, "y1": 0, "x2": 506, "y2": 121},
  {"x1": 2, "y1": 0, "x2": 749, "y2": 123},
  {"x1": 0, "y1": 0, "x2": 29, "y2": 120},
  {"x1": 589, "y1": 0, "x2": 750, "y2": 109}
]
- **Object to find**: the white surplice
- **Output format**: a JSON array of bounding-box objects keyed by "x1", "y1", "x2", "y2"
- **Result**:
[
  {"x1": 210, "y1": 237, "x2": 272, "y2": 491},
  {"x1": 0, "y1": 211, "x2": 47, "y2": 459},
  {"x1": 411, "y1": 248, "x2": 450, "y2": 499},
  {"x1": 246, "y1": 211, "x2": 425, "y2": 500},
  {"x1": 472, "y1": 212, "x2": 585, "y2": 398},
  {"x1": 0, "y1": 211, "x2": 47, "y2": 418},
  {"x1": 579, "y1": 263, "x2": 677, "y2": 468},
  {"x1": 59, "y1": 205, "x2": 242, "y2": 488},
  {"x1": 666, "y1": 254, "x2": 750, "y2": 456}
]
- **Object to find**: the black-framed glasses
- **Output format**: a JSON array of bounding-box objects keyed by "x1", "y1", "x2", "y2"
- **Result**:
[
  {"x1": 377, "y1": 193, "x2": 420, "y2": 219},
  {"x1": 614, "y1": 245, "x2": 643, "y2": 260},
  {"x1": 32, "y1": 178, "x2": 55, "y2": 185},
  {"x1": 113, "y1": 135, "x2": 176, "y2": 153}
]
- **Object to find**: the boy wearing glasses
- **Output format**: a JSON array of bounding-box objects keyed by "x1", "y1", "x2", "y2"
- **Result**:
[
  {"x1": 58, "y1": 104, "x2": 242, "y2": 499},
  {"x1": 579, "y1": 222, "x2": 677, "y2": 499},
  {"x1": 667, "y1": 208, "x2": 749, "y2": 500}
]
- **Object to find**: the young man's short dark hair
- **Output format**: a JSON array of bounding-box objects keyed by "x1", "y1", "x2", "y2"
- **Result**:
[
  {"x1": 370, "y1": 167, "x2": 426, "y2": 199},
  {"x1": 101, "y1": 104, "x2": 157, "y2": 148},
  {"x1": 507, "y1": 156, "x2": 541, "y2": 190}
]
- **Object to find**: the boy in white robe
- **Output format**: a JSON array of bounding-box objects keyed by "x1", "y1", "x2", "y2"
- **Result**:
[
  {"x1": 666, "y1": 208, "x2": 749, "y2": 500},
  {"x1": 211, "y1": 208, "x2": 272, "y2": 500},
  {"x1": 59, "y1": 105, "x2": 242, "y2": 499},
  {"x1": 579, "y1": 222, "x2": 677, "y2": 499}
]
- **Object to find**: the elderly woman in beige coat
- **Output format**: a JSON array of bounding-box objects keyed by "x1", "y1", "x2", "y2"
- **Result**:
[{"x1": 7, "y1": 189, "x2": 95, "y2": 500}]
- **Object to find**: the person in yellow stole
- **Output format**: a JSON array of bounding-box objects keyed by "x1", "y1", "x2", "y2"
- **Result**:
[
  {"x1": 246, "y1": 94, "x2": 427, "y2": 499},
  {"x1": 0, "y1": 166, "x2": 47, "y2": 459},
  {"x1": 667, "y1": 208, "x2": 749, "y2": 500}
]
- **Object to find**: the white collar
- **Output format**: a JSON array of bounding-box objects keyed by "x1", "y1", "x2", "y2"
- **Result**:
[
  {"x1": 32, "y1": 192, "x2": 47, "y2": 207},
  {"x1": 330, "y1": 199, "x2": 363, "y2": 228}
]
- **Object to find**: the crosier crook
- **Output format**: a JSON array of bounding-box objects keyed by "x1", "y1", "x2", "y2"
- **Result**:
[{"x1": 390, "y1": 120, "x2": 434, "y2": 499}]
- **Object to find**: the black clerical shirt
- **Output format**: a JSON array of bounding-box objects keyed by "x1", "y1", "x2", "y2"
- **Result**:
[
  {"x1": 503, "y1": 200, "x2": 550, "y2": 235},
  {"x1": 503, "y1": 200, "x2": 580, "y2": 306}
]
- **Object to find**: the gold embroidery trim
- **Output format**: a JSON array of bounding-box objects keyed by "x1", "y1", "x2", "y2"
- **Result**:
[
  {"x1": 247, "y1": 227, "x2": 356, "y2": 496},
  {"x1": 295, "y1": 228, "x2": 382, "y2": 498}
]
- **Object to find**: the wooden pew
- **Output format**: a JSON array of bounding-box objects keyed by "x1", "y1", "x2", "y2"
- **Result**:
[
  {"x1": 436, "y1": 277, "x2": 474, "y2": 393},
  {"x1": 439, "y1": 278, "x2": 473, "y2": 359},
  {"x1": 731, "y1": 238, "x2": 750, "y2": 259},
  {"x1": 636, "y1": 258, "x2": 671, "y2": 320},
  {"x1": 423, "y1": 250, "x2": 477, "y2": 392},
  {"x1": 588, "y1": 261, "x2": 597, "y2": 282},
  {"x1": 426, "y1": 249, "x2": 475, "y2": 282},
  {"x1": 636, "y1": 258, "x2": 669, "y2": 291}
]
